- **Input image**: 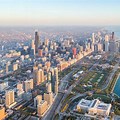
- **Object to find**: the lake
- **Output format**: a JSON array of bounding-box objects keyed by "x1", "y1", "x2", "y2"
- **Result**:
[{"x1": 113, "y1": 76, "x2": 120, "y2": 97}]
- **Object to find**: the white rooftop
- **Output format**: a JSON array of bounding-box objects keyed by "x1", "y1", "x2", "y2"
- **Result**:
[{"x1": 78, "y1": 99, "x2": 92, "y2": 107}]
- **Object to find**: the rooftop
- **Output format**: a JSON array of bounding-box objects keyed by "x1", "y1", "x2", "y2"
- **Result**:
[
  {"x1": 78, "y1": 99, "x2": 92, "y2": 107},
  {"x1": 97, "y1": 103, "x2": 110, "y2": 110},
  {"x1": 77, "y1": 99, "x2": 111, "y2": 111}
]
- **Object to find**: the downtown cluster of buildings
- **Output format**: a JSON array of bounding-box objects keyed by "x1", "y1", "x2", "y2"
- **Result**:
[
  {"x1": 92, "y1": 32, "x2": 120, "y2": 53},
  {"x1": 103, "y1": 32, "x2": 120, "y2": 53},
  {"x1": 0, "y1": 30, "x2": 119, "y2": 119}
]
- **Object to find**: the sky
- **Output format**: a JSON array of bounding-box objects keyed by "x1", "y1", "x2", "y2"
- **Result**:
[{"x1": 0, "y1": 0, "x2": 120, "y2": 26}]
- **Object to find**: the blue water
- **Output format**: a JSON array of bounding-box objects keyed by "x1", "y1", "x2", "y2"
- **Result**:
[
  {"x1": 113, "y1": 76, "x2": 120, "y2": 97},
  {"x1": 105, "y1": 26, "x2": 120, "y2": 38}
]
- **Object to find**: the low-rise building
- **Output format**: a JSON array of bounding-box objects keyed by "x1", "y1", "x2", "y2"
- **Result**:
[{"x1": 77, "y1": 99, "x2": 111, "y2": 117}]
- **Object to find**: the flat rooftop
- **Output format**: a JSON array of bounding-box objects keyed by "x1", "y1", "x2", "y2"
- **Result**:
[
  {"x1": 97, "y1": 103, "x2": 110, "y2": 110},
  {"x1": 77, "y1": 99, "x2": 111, "y2": 111},
  {"x1": 78, "y1": 99, "x2": 92, "y2": 107}
]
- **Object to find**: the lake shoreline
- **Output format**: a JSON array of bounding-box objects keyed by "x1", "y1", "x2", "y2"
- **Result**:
[{"x1": 113, "y1": 74, "x2": 120, "y2": 97}]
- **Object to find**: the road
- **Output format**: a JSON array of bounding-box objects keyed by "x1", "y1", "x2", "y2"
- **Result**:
[
  {"x1": 59, "y1": 70, "x2": 74, "y2": 92},
  {"x1": 42, "y1": 69, "x2": 74, "y2": 120}
]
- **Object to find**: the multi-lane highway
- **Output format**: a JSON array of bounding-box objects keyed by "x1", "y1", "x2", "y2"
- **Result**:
[{"x1": 42, "y1": 93, "x2": 64, "y2": 120}]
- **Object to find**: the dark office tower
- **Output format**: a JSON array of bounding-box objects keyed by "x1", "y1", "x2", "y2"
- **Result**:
[
  {"x1": 112, "y1": 32, "x2": 115, "y2": 40},
  {"x1": 35, "y1": 31, "x2": 40, "y2": 53}
]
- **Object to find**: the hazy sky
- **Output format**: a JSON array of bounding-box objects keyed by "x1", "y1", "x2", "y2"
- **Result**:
[{"x1": 0, "y1": 0, "x2": 120, "y2": 26}]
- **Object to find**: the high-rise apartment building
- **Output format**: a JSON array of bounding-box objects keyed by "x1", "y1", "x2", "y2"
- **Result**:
[
  {"x1": 44, "y1": 92, "x2": 53, "y2": 105},
  {"x1": 5, "y1": 90, "x2": 15, "y2": 108},
  {"x1": 17, "y1": 82, "x2": 23, "y2": 91},
  {"x1": 37, "y1": 100, "x2": 48, "y2": 116},
  {"x1": 34, "y1": 95, "x2": 42, "y2": 107},
  {"x1": 24, "y1": 79, "x2": 33, "y2": 92}
]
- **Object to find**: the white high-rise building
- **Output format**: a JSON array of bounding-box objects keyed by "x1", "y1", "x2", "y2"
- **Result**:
[
  {"x1": 36, "y1": 69, "x2": 44, "y2": 85},
  {"x1": 31, "y1": 40, "x2": 35, "y2": 49},
  {"x1": 105, "y1": 35, "x2": 109, "y2": 52},
  {"x1": 31, "y1": 40, "x2": 35, "y2": 55}
]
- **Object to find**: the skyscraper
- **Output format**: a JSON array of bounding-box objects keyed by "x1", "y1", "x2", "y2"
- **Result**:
[
  {"x1": 92, "y1": 33, "x2": 95, "y2": 44},
  {"x1": 31, "y1": 39, "x2": 35, "y2": 47},
  {"x1": 50, "y1": 67, "x2": 59, "y2": 93},
  {"x1": 54, "y1": 67, "x2": 58, "y2": 83},
  {"x1": 31, "y1": 40, "x2": 35, "y2": 55},
  {"x1": 72, "y1": 48, "x2": 77, "y2": 58},
  {"x1": 33, "y1": 64, "x2": 38, "y2": 84},
  {"x1": 105, "y1": 35, "x2": 109, "y2": 52},
  {"x1": 36, "y1": 69, "x2": 44, "y2": 85},
  {"x1": 109, "y1": 40, "x2": 119, "y2": 53},
  {"x1": 35, "y1": 31, "x2": 40, "y2": 53},
  {"x1": 112, "y1": 32, "x2": 115, "y2": 40}
]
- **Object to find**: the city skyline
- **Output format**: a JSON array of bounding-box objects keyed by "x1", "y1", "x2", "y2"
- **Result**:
[{"x1": 0, "y1": 0, "x2": 120, "y2": 26}]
